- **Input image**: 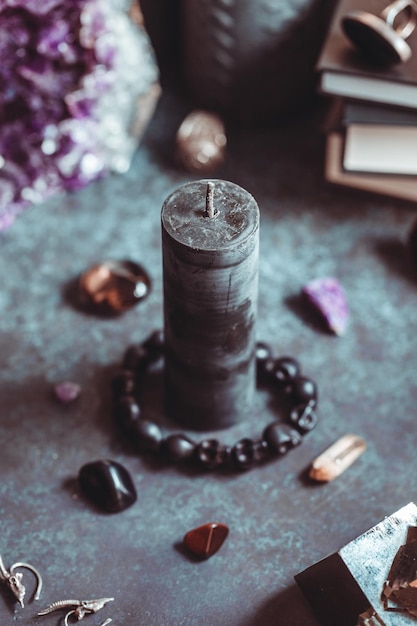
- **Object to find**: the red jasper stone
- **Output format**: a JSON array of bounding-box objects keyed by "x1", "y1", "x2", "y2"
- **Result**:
[{"x1": 183, "y1": 522, "x2": 229, "y2": 559}]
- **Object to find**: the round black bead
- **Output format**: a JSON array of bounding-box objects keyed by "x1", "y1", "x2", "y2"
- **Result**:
[
  {"x1": 196, "y1": 439, "x2": 231, "y2": 470},
  {"x1": 263, "y1": 422, "x2": 302, "y2": 455},
  {"x1": 112, "y1": 333, "x2": 319, "y2": 474},
  {"x1": 272, "y1": 357, "x2": 301, "y2": 391},
  {"x1": 253, "y1": 439, "x2": 271, "y2": 463},
  {"x1": 290, "y1": 404, "x2": 318, "y2": 434},
  {"x1": 255, "y1": 341, "x2": 272, "y2": 363},
  {"x1": 163, "y1": 434, "x2": 196, "y2": 463},
  {"x1": 112, "y1": 370, "x2": 137, "y2": 398},
  {"x1": 255, "y1": 341, "x2": 273, "y2": 379},
  {"x1": 257, "y1": 355, "x2": 276, "y2": 384},
  {"x1": 409, "y1": 218, "x2": 417, "y2": 267},
  {"x1": 231, "y1": 438, "x2": 256, "y2": 471},
  {"x1": 122, "y1": 344, "x2": 150, "y2": 372},
  {"x1": 131, "y1": 419, "x2": 163, "y2": 453},
  {"x1": 292, "y1": 376, "x2": 318, "y2": 406},
  {"x1": 142, "y1": 330, "x2": 164, "y2": 361},
  {"x1": 114, "y1": 396, "x2": 141, "y2": 433},
  {"x1": 78, "y1": 459, "x2": 137, "y2": 513}
]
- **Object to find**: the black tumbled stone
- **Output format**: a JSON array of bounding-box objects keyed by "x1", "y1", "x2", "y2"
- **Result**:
[{"x1": 78, "y1": 459, "x2": 137, "y2": 513}]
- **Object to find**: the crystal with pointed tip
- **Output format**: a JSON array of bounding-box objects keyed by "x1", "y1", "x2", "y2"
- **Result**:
[
  {"x1": 302, "y1": 277, "x2": 349, "y2": 336},
  {"x1": 183, "y1": 522, "x2": 229, "y2": 559},
  {"x1": 309, "y1": 434, "x2": 366, "y2": 482}
]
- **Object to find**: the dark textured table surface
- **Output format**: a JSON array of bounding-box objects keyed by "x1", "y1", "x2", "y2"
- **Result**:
[{"x1": 1, "y1": 89, "x2": 417, "y2": 626}]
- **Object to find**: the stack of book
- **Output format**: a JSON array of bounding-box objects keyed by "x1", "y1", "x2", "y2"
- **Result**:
[{"x1": 316, "y1": 0, "x2": 417, "y2": 201}]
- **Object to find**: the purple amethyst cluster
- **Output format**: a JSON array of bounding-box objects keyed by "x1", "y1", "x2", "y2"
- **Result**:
[{"x1": 0, "y1": 0, "x2": 159, "y2": 230}]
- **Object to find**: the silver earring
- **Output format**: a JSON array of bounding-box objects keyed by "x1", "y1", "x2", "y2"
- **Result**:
[
  {"x1": 0, "y1": 554, "x2": 42, "y2": 607},
  {"x1": 342, "y1": 0, "x2": 417, "y2": 64},
  {"x1": 38, "y1": 597, "x2": 114, "y2": 625}
]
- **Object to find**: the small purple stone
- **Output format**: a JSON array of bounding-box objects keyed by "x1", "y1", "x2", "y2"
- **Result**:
[
  {"x1": 302, "y1": 277, "x2": 349, "y2": 336},
  {"x1": 53, "y1": 381, "x2": 81, "y2": 403}
]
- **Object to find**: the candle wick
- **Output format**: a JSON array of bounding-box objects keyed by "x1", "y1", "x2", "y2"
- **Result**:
[{"x1": 205, "y1": 182, "x2": 215, "y2": 218}]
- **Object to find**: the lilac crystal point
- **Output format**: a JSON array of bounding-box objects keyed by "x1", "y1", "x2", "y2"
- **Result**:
[
  {"x1": 0, "y1": 0, "x2": 160, "y2": 230},
  {"x1": 302, "y1": 277, "x2": 349, "y2": 336}
]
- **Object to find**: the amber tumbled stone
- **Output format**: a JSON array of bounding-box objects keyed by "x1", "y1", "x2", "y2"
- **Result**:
[
  {"x1": 183, "y1": 522, "x2": 229, "y2": 559},
  {"x1": 78, "y1": 259, "x2": 151, "y2": 314}
]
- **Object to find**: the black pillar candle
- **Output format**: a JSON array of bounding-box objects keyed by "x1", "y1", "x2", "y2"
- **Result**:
[{"x1": 161, "y1": 179, "x2": 259, "y2": 430}]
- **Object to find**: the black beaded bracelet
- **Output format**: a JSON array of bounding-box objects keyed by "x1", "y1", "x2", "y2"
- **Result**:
[{"x1": 112, "y1": 331, "x2": 318, "y2": 472}]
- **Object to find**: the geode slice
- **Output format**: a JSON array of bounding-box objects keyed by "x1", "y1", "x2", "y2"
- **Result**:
[
  {"x1": 382, "y1": 526, "x2": 417, "y2": 616},
  {"x1": 302, "y1": 276, "x2": 349, "y2": 336},
  {"x1": 295, "y1": 502, "x2": 417, "y2": 626},
  {"x1": 0, "y1": 0, "x2": 160, "y2": 230}
]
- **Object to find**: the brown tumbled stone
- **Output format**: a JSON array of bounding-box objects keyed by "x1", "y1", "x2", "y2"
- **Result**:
[
  {"x1": 78, "y1": 259, "x2": 151, "y2": 314},
  {"x1": 183, "y1": 522, "x2": 229, "y2": 559},
  {"x1": 175, "y1": 110, "x2": 226, "y2": 173}
]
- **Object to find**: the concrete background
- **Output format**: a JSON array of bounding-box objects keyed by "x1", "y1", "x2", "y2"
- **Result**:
[{"x1": 1, "y1": 83, "x2": 417, "y2": 625}]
